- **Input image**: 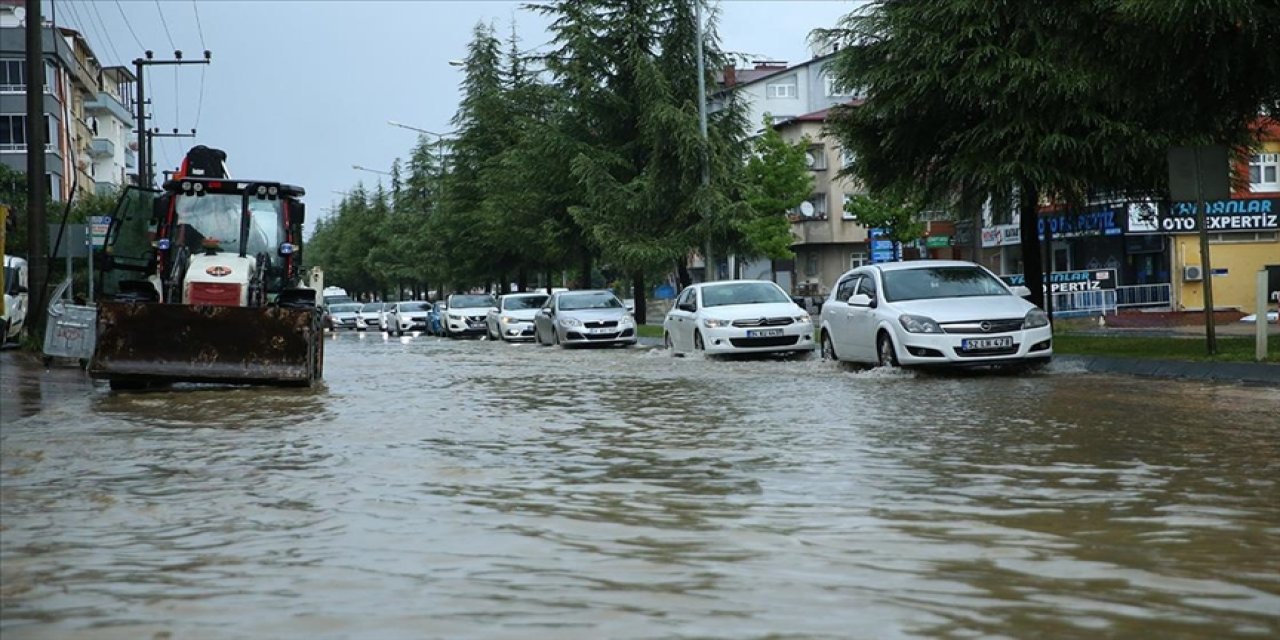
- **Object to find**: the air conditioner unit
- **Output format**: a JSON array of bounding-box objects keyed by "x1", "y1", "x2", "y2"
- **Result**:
[{"x1": 1183, "y1": 265, "x2": 1204, "y2": 282}]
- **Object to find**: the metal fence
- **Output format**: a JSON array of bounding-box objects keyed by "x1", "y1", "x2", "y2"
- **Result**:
[
  {"x1": 1049, "y1": 289, "x2": 1118, "y2": 317},
  {"x1": 1115, "y1": 283, "x2": 1173, "y2": 310}
]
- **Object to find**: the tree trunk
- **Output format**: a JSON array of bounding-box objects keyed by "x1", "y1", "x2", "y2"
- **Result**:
[
  {"x1": 631, "y1": 270, "x2": 646, "y2": 325},
  {"x1": 676, "y1": 260, "x2": 692, "y2": 291},
  {"x1": 544, "y1": 268, "x2": 553, "y2": 294},
  {"x1": 517, "y1": 269, "x2": 528, "y2": 292},
  {"x1": 580, "y1": 253, "x2": 592, "y2": 289},
  {"x1": 1018, "y1": 182, "x2": 1045, "y2": 310}
]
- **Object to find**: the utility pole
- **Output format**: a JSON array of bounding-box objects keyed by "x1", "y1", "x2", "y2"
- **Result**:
[
  {"x1": 133, "y1": 50, "x2": 211, "y2": 187},
  {"x1": 24, "y1": 0, "x2": 48, "y2": 341},
  {"x1": 695, "y1": 0, "x2": 712, "y2": 282},
  {"x1": 147, "y1": 128, "x2": 196, "y2": 183}
]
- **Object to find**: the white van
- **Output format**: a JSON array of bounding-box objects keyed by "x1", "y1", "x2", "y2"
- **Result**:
[{"x1": 2, "y1": 255, "x2": 29, "y2": 345}]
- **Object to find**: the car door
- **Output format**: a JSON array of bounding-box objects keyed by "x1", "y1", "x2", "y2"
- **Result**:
[
  {"x1": 667, "y1": 287, "x2": 695, "y2": 350},
  {"x1": 845, "y1": 274, "x2": 880, "y2": 362},
  {"x1": 823, "y1": 276, "x2": 857, "y2": 359},
  {"x1": 535, "y1": 294, "x2": 556, "y2": 342}
]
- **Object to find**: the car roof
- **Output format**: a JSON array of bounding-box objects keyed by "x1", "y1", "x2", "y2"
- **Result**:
[
  {"x1": 695, "y1": 279, "x2": 777, "y2": 288},
  {"x1": 559, "y1": 289, "x2": 614, "y2": 296},
  {"x1": 874, "y1": 260, "x2": 982, "y2": 272},
  {"x1": 502, "y1": 291, "x2": 548, "y2": 297}
]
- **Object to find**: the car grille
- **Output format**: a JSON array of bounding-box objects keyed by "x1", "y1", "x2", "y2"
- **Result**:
[
  {"x1": 952, "y1": 345, "x2": 1020, "y2": 357},
  {"x1": 583, "y1": 320, "x2": 618, "y2": 329},
  {"x1": 941, "y1": 319, "x2": 1024, "y2": 334},
  {"x1": 729, "y1": 335, "x2": 800, "y2": 348},
  {"x1": 468, "y1": 315, "x2": 485, "y2": 323},
  {"x1": 731, "y1": 317, "x2": 794, "y2": 327}
]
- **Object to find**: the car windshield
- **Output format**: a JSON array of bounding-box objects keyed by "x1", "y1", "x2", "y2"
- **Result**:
[
  {"x1": 330, "y1": 303, "x2": 362, "y2": 313},
  {"x1": 701, "y1": 282, "x2": 791, "y2": 307},
  {"x1": 882, "y1": 266, "x2": 1010, "y2": 302},
  {"x1": 559, "y1": 292, "x2": 623, "y2": 311},
  {"x1": 503, "y1": 295, "x2": 548, "y2": 310},
  {"x1": 399, "y1": 302, "x2": 431, "y2": 312},
  {"x1": 450, "y1": 295, "x2": 494, "y2": 308},
  {"x1": 362, "y1": 303, "x2": 383, "y2": 312},
  {"x1": 173, "y1": 193, "x2": 282, "y2": 262}
]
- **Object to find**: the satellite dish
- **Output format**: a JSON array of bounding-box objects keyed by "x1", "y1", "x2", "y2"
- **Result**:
[{"x1": 799, "y1": 201, "x2": 815, "y2": 218}]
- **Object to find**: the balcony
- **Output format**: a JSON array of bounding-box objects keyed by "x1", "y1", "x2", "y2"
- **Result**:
[
  {"x1": 89, "y1": 137, "x2": 115, "y2": 159},
  {"x1": 84, "y1": 91, "x2": 136, "y2": 126},
  {"x1": 124, "y1": 147, "x2": 136, "y2": 169}
]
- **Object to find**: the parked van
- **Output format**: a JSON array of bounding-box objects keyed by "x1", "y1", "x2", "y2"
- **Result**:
[{"x1": 2, "y1": 255, "x2": 29, "y2": 345}]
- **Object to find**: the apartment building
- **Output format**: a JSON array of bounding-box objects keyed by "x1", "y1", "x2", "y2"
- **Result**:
[{"x1": 0, "y1": 3, "x2": 134, "y2": 201}]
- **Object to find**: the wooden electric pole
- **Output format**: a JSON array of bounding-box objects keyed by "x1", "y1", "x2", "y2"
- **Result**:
[{"x1": 24, "y1": 0, "x2": 48, "y2": 342}]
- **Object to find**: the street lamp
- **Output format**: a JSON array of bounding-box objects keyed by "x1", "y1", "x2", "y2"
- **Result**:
[
  {"x1": 352, "y1": 164, "x2": 391, "y2": 176},
  {"x1": 386, "y1": 120, "x2": 451, "y2": 173}
]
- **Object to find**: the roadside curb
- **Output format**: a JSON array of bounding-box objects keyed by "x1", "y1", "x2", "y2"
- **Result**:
[{"x1": 1055, "y1": 355, "x2": 1280, "y2": 386}]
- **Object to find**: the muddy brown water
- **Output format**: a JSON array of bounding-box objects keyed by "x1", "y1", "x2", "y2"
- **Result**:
[{"x1": 2, "y1": 335, "x2": 1278, "y2": 639}]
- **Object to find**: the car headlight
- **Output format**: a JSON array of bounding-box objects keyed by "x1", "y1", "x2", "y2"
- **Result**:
[
  {"x1": 448, "y1": 313, "x2": 463, "y2": 320},
  {"x1": 1023, "y1": 308, "x2": 1050, "y2": 329},
  {"x1": 898, "y1": 314, "x2": 943, "y2": 333},
  {"x1": 501, "y1": 315, "x2": 520, "y2": 324},
  {"x1": 619, "y1": 315, "x2": 635, "y2": 327},
  {"x1": 793, "y1": 314, "x2": 811, "y2": 324},
  {"x1": 702, "y1": 318, "x2": 731, "y2": 328},
  {"x1": 559, "y1": 317, "x2": 582, "y2": 327}
]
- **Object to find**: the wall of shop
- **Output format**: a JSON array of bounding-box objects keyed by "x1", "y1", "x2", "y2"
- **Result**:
[{"x1": 1174, "y1": 236, "x2": 1280, "y2": 310}]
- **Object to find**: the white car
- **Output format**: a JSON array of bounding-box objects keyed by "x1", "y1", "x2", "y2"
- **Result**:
[
  {"x1": 443, "y1": 293, "x2": 496, "y2": 338},
  {"x1": 819, "y1": 260, "x2": 1052, "y2": 369},
  {"x1": 2, "y1": 255, "x2": 29, "y2": 345},
  {"x1": 663, "y1": 280, "x2": 815, "y2": 355},
  {"x1": 487, "y1": 292, "x2": 549, "y2": 342},
  {"x1": 385, "y1": 300, "x2": 433, "y2": 336},
  {"x1": 359, "y1": 302, "x2": 385, "y2": 331}
]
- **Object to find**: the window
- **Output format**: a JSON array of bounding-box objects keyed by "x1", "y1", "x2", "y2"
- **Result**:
[
  {"x1": 0, "y1": 59, "x2": 23, "y2": 93},
  {"x1": 805, "y1": 252, "x2": 819, "y2": 276},
  {"x1": 841, "y1": 148, "x2": 857, "y2": 168},
  {"x1": 1208, "y1": 231, "x2": 1279, "y2": 243},
  {"x1": 850, "y1": 252, "x2": 867, "y2": 269},
  {"x1": 856, "y1": 275, "x2": 877, "y2": 298},
  {"x1": 766, "y1": 79, "x2": 798, "y2": 99},
  {"x1": 805, "y1": 145, "x2": 827, "y2": 171},
  {"x1": 842, "y1": 194, "x2": 857, "y2": 220},
  {"x1": 824, "y1": 74, "x2": 853, "y2": 98},
  {"x1": 0, "y1": 114, "x2": 25, "y2": 148},
  {"x1": 835, "y1": 277, "x2": 859, "y2": 302},
  {"x1": 1249, "y1": 153, "x2": 1279, "y2": 192}
]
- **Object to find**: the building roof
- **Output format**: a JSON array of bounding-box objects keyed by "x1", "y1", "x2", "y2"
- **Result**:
[
  {"x1": 713, "y1": 51, "x2": 841, "y2": 94},
  {"x1": 773, "y1": 101, "x2": 863, "y2": 129}
]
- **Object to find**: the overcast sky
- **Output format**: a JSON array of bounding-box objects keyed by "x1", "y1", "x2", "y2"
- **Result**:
[{"x1": 54, "y1": 0, "x2": 858, "y2": 219}]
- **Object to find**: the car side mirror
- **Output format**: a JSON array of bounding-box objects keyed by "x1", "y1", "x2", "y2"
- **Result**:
[
  {"x1": 849, "y1": 293, "x2": 873, "y2": 308},
  {"x1": 16, "y1": 285, "x2": 28, "y2": 294},
  {"x1": 1011, "y1": 285, "x2": 1032, "y2": 298},
  {"x1": 292, "y1": 201, "x2": 306, "y2": 225}
]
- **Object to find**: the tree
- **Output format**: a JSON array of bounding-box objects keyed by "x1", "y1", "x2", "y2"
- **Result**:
[
  {"x1": 739, "y1": 114, "x2": 812, "y2": 260},
  {"x1": 819, "y1": 0, "x2": 1280, "y2": 310},
  {"x1": 843, "y1": 194, "x2": 925, "y2": 248}
]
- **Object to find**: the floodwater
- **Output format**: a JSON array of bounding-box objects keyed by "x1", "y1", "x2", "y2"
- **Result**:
[{"x1": 2, "y1": 334, "x2": 1278, "y2": 639}]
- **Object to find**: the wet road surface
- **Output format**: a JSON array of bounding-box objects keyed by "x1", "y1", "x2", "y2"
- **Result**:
[{"x1": 2, "y1": 334, "x2": 1279, "y2": 639}]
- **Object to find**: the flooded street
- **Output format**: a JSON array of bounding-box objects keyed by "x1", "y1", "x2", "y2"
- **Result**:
[{"x1": 2, "y1": 334, "x2": 1278, "y2": 639}]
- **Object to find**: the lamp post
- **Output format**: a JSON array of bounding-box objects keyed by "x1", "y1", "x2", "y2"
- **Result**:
[
  {"x1": 386, "y1": 120, "x2": 450, "y2": 173},
  {"x1": 352, "y1": 164, "x2": 392, "y2": 176}
]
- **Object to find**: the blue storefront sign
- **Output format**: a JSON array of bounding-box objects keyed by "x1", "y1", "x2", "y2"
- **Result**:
[
  {"x1": 1037, "y1": 205, "x2": 1125, "y2": 239},
  {"x1": 868, "y1": 228, "x2": 898, "y2": 263},
  {"x1": 1126, "y1": 197, "x2": 1279, "y2": 234},
  {"x1": 1002, "y1": 269, "x2": 1117, "y2": 293}
]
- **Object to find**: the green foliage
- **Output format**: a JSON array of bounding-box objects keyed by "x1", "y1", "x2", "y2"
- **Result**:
[
  {"x1": 843, "y1": 195, "x2": 925, "y2": 246},
  {"x1": 739, "y1": 115, "x2": 812, "y2": 259}
]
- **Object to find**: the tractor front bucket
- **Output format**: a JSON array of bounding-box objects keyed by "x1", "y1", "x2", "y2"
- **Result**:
[{"x1": 89, "y1": 302, "x2": 323, "y2": 387}]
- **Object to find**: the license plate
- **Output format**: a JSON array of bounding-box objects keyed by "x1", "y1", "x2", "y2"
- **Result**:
[
  {"x1": 469, "y1": 323, "x2": 485, "y2": 329},
  {"x1": 747, "y1": 328, "x2": 784, "y2": 338},
  {"x1": 961, "y1": 336, "x2": 1014, "y2": 351},
  {"x1": 589, "y1": 327, "x2": 615, "y2": 335}
]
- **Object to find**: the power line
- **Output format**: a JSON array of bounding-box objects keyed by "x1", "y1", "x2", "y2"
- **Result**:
[
  {"x1": 87, "y1": 1, "x2": 126, "y2": 66},
  {"x1": 192, "y1": 1, "x2": 207, "y2": 51},
  {"x1": 114, "y1": 0, "x2": 145, "y2": 50},
  {"x1": 154, "y1": 0, "x2": 177, "y2": 52}
]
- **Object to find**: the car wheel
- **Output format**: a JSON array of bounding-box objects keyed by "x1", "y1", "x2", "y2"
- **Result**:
[
  {"x1": 876, "y1": 331, "x2": 899, "y2": 367},
  {"x1": 664, "y1": 332, "x2": 674, "y2": 352},
  {"x1": 553, "y1": 327, "x2": 561, "y2": 346},
  {"x1": 821, "y1": 331, "x2": 838, "y2": 361},
  {"x1": 694, "y1": 331, "x2": 705, "y2": 351}
]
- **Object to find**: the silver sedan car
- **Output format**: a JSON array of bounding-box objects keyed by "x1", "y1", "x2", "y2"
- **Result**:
[{"x1": 533, "y1": 290, "x2": 637, "y2": 347}]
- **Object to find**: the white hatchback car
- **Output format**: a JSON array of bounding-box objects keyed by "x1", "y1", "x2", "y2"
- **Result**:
[
  {"x1": 819, "y1": 260, "x2": 1052, "y2": 369},
  {"x1": 663, "y1": 280, "x2": 815, "y2": 355}
]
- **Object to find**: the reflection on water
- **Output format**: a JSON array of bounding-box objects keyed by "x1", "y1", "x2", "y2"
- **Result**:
[{"x1": 2, "y1": 336, "x2": 1278, "y2": 639}]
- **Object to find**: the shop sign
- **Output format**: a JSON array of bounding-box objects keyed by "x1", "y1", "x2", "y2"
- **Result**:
[
  {"x1": 1002, "y1": 269, "x2": 1117, "y2": 293},
  {"x1": 1037, "y1": 205, "x2": 1124, "y2": 239},
  {"x1": 1128, "y1": 197, "x2": 1279, "y2": 235},
  {"x1": 981, "y1": 224, "x2": 1020, "y2": 248},
  {"x1": 926, "y1": 235, "x2": 950, "y2": 248}
]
